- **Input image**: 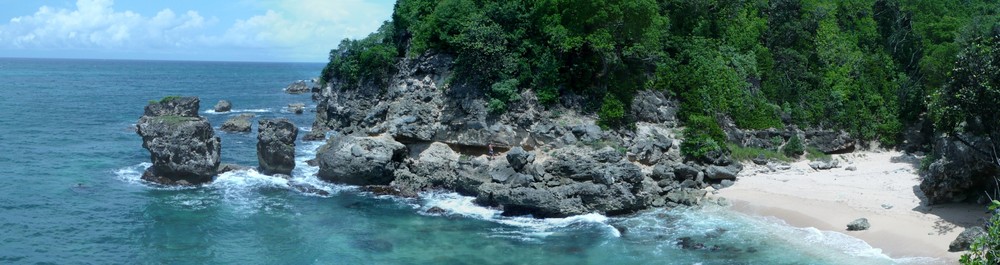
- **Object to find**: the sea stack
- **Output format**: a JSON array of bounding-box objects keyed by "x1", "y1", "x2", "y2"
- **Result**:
[
  {"x1": 136, "y1": 96, "x2": 221, "y2": 185},
  {"x1": 257, "y1": 118, "x2": 298, "y2": 175}
]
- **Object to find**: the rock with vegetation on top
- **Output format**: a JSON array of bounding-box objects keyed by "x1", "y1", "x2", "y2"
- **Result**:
[
  {"x1": 214, "y1": 100, "x2": 232, "y2": 112},
  {"x1": 136, "y1": 96, "x2": 220, "y2": 185},
  {"x1": 846, "y1": 218, "x2": 870, "y2": 231},
  {"x1": 257, "y1": 118, "x2": 298, "y2": 175},
  {"x1": 284, "y1": 80, "x2": 310, "y2": 94},
  {"x1": 220, "y1": 113, "x2": 255, "y2": 133}
]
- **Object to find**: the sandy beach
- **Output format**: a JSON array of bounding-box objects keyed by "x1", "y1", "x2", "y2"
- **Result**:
[{"x1": 715, "y1": 151, "x2": 987, "y2": 264}]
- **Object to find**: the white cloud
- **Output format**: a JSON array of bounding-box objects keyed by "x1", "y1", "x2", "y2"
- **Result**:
[{"x1": 0, "y1": 0, "x2": 394, "y2": 61}]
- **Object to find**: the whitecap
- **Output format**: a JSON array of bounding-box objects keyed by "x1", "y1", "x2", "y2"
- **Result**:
[{"x1": 203, "y1": 108, "x2": 272, "y2": 114}]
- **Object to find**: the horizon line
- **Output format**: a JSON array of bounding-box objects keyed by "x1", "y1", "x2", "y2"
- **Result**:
[{"x1": 0, "y1": 56, "x2": 327, "y2": 64}]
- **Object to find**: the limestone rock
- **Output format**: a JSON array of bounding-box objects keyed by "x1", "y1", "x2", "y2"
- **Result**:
[
  {"x1": 846, "y1": 218, "x2": 870, "y2": 231},
  {"x1": 220, "y1": 113, "x2": 254, "y2": 133},
  {"x1": 214, "y1": 100, "x2": 232, "y2": 112},
  {"x1": 136, "y1": 96, "x2": 220, "y2": 185},
  {"x1": 257, "y1": 118, "x2": 297, "y2": 175},
  {"x1": 316, "y1": 135, "x2": 406, "y2": 185}
]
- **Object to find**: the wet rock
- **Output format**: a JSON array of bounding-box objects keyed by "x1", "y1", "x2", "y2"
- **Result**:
[
  {"x1": 257, "y1": 118, "x2": 297, "y2": 175},
  {"x1": 426, "y1": 206, "x2": 447, "y2": 215},
  {"x1": 289, "y1": 181, "x2": 330, "y2": 196},
  {"x1": 136, "y1": 96, "x2": 220, "y2": 185},
  {"x1": 316, "y1": 135, "x2": 406, "y2": 185},
  {"x1": 218, "y1": 163, "x2": 251, "y2": 174},
  {"x1": 214, "y1": 100, "x2": 232, "y2": 112},
  {"x1": 846, "y1": 218, "x2": 870, "y2": 231},
  {"x1": 360, "y1": 185, "x2": 418, "y2": 198},
  {"x1": 284, "y1": 80, "x2": 310, "y2": 94},
  {"x1": 288, "y1": 103, "x2": 306, "y2": 114},
  {"x1": 949, "y1": 226, "x2": 986, "y2": 251},
  {"x1": 220, "y1": 113, "x2": 254, "y2": 133}
]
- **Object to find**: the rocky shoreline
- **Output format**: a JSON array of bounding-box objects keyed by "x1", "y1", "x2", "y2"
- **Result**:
[{"x1": 133, "y1": 53, "x2": 995, "y2": 221}]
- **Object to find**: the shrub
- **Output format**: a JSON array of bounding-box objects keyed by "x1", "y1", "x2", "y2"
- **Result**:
[
  {"x1": 597, "y1": 95, "x2": 626, "y2": 129},
  {"x1": 782, "y1": 135, "x2": 804, "y2": 158},
  {"x1": 805, "y1": 146, "x2": 831, "y2": 160},
  {"x1": 681, "y1": 115, "x2": 729, "y2": 159},
  {"x1": 961, "y1": 200, "x2": 1000, "y2": 265}
]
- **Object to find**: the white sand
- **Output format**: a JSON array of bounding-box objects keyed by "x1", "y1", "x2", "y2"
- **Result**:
[{"x1": 715, "y1": 151, "x2": 986, "y2": 264}]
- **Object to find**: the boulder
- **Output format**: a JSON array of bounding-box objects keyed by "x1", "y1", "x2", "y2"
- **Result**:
[
  {"x1": 846, "y1": 218, "x2": 870, "y2": 231},
  {"x1": 220, "y1": 113, "x2": 254, "y2": 133},
  {"x1": 285, "y1": 80, "x2": 310, "y2": 94},
  {"x1": 136, "y1": 96, "x2": 220, "y2": 185},
  {"x1": 704, "y1": 165, "x2": 740, "y2": 181},
  {"x1": 809, "y1": 159, "x2": 840, "y2": 170},
  {"x1": 214, "y1": 100, "x2": 232, "y2": 112},
  {"x1": 949, "y1": 226, "x2": 986, "y2": 252},
  {"x1": 316, "y1": 135, "x2": 406, "y2": 185},
  {"x1": 288, "y1": 103, "x2": 306, "y2": 114},
  {"x1": 302, "y1": 130, "x2": 327, "y2": 141},
  {"x1": 920, "y1": 134, "x2": 1000, "y2": 204},
  {"x1": 627, "y1": 128, "x2": 674, "y2": 165},
  {"x1": 257, "y1": 118, "x2": 298, "y2": 175},
  {"x1": 630, "y1": 90, "x2": 678, "y2": 126},
  {"x1": 505, "y1": 146, "x2": 534, "y2": 172}
]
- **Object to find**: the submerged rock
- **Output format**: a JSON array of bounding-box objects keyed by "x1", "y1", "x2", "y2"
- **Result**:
[
  {"x1": 257, "y1": 118, "x2": 297, "y2": 175},
  {"x1": 136, "y1": 96, "x2": 220, "y2": 185},
  {"x1": 846, "y1": 218, "x2": 870, "y2": 231},
  {"x1": 220, "y1": 113, "x2": 254, "y2": 133},
  {"x1": 288, "y1": 103, "x2": 306, "y2": 114},
  {"x1": 214, "y1": 100, "x2": 231, "y2": 112}
]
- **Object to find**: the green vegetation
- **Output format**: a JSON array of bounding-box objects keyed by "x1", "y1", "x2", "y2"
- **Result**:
[
  {"x1": 321, "y1": 0, "x2": 1000, "y2": 162},
  {"x1": 150, "y1": 96, "x2": 182, "y2": 104},
  {"x1": 806, "y1": 147, "x2": 832, "y2": 161},
  {"x1": 782, "y1": 135, "x2": 805, "y2": 158},
  {"x1": 961, "y1": 200, "x2": 1000, "y2": 265},
  {"x1": 154, "y1": 115, "x2": 193, "y2": 125},
  {"x1": 680, "y1": 115, "x2": 727, "y2": 160}
]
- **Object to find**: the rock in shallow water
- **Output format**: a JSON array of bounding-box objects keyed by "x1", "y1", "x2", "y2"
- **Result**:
[
  {"x1": 214, "y1": 100, "x2": 231, "y2": 112},
  {"x1": 257, "y1": 118, "x2": 297, "y2": 175},
  {"x1": 220, "y1": 113, "x2": 254, "y2": 133},
  {"x1": 136, "y1": 96, "x2": 220, "y2": 185},
  {"x1": 316, "y1": 135, "x2": 406, "y2": 185}
]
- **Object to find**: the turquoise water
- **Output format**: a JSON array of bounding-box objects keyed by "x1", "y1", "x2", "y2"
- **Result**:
[{"x1": 0, "y1": 58, "x2": 940, "y2": 264}]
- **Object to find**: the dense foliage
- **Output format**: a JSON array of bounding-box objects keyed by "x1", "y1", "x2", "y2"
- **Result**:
[
  {"x1": 320, "y1": 0, "x2": 999, "y2": 156},
  {"x1": 961, "y1": 200, "x2": 1000, "y2": 265}
]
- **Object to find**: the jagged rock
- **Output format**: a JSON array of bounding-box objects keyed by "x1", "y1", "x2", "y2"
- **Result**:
[
  {"x1": 806, "y1": 130, "x2": 855, "y2": 154},
  {"x1": 257, "y1": 118, "x2": 297, "y2": 175},
  {"x1": 426, "y1": 206, "x2": 447, "y2": 215},
  {"x1": 360, "y1": 185, "x2": 418, "y2": 198},
  {"x1": 288, "y1": 103, "x2": 306, "y2": 114},
  {"x1": 674, "y1": 163, "x2": 701, "y2": 181},
  {"x1": 627, "y1": 126, "x2": 674, "y2": 165},
  {"x1": 285, "y1": 80, "x2": 310, "y2": 94},
  {"x1": 136, "y1": 96, "x2": 220, "y2": 185},
  {"x1": 220, "y1": 113, "x2": 255, "y2": 133},
  {"x1": 650, "y1": 163, "x2": 676, "y2": 180},
  {"x1": 571, "y1": 124, "x2": 604, "y2": 142},
  {"x1": 920, "y1": 133, "x2": 1000, "y2": 204},
  {"x1": 949, "y1": 226, "x2": 986, "y2": 252},
  {"x1": 289, "y1": 181, "x2": 330, "y2": 196},
  {"x1": 809, "y1": 159, "x2": 840, "y2": 170},
  {"x1": 630, "y1": 90, "x2": 678, "y2": 126},
  {"x1": 316, "y1": 135, "x2": 406, "y2": 185},
  {"x1": 846, "y1": 218, "x2": 870, "y2": 231},
  {"x1": 505, "y1": 146, "x2": 534, "y2": 172},
  {"x1": 214, "y1": 100, "x2": 232, "y2": 112}
]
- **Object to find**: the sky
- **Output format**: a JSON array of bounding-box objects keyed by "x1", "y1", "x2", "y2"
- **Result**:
[{"x1": 0, "y1": 0, "x2": 396, "y2": 62}]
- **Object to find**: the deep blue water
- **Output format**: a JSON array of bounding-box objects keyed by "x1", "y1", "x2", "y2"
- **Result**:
[{"x1": 0, "y1": 58, "x2": 940, "y2": 264}]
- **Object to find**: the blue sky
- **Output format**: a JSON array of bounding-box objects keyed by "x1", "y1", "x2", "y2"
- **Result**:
[{"x1": 0, "y1": 0, "x2": 395, "y2": 62}]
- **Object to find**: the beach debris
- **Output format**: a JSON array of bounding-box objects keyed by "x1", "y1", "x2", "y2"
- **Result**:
[
  {"x1": 949, "y1": 227, "x2": 986, "y2": 251},
  {"x1": 881, "y1": 203, "x2": 893, "y2": 210},
  {"x1": 846, "y1": 218, "x2": 870, "y2": 231}
]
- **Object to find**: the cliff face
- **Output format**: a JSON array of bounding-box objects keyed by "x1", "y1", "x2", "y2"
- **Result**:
[{"x1": 309, "y1": 53, "x2": 729, "y2": 217}]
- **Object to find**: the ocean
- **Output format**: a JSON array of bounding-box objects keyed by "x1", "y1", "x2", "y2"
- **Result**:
[{"x1": 0, "y1": 58, "x2": 940, "y2": 264}]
